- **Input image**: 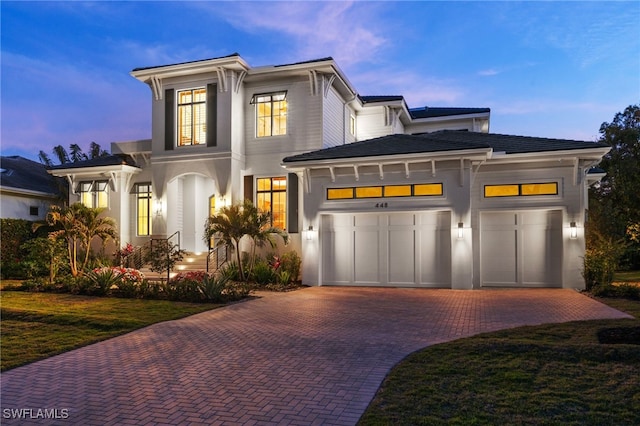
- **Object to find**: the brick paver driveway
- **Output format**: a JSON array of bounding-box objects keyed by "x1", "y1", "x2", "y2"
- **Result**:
[{"x1": 1, "y1": 287, "x2": 631, "y2": 425}]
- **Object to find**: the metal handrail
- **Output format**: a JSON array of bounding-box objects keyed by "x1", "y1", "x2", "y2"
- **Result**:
[{"x1": 207, "y1": 244, "x2": 229, "y2": 273}]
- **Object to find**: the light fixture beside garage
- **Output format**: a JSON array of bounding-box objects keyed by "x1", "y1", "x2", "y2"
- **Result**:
[
  {"x1": 306, "y1": 225, "x2": 315, "y2": 240},
  {"x1": 458, "y1": 222, "x2": 464, "y2": 239},
  {"x1": 570, "y1": 222, "x2": 577, "y2": 239}
]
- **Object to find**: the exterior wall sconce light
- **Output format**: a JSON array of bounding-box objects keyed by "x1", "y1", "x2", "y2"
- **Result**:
[
  {"x1": 570, "y1": 221, "x2": 577, "y2": 239},
  {"x1": 457, "y1": 222, "x2": 464, "y2": 240},
  {"x1": 154, "y1": 199, "x2": 163, "y2": 216},
  {"x1": 306, "y1": 225, "x2": 316, "y2": 240}
]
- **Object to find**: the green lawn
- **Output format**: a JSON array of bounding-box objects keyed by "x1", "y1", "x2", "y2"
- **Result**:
[
  {"x1": 0, "y1": 291, "x2": 221, "y2": 371},
  {"x1": 615, "y1": 270, "x2": 640, "y2": 283},
  {"x1": 359, "y1": 297, "x2": 640, "y2": 425}
]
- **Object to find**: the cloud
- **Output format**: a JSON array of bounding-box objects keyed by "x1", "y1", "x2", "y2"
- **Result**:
[
  {"x1": 352, "y1": 67, "x2": 464, "y2": 106},
  {"x1": 197, "y1": 1, "x2": 388, "y2": 67},
  {"x1": 1, "y1": 51, "x2": 149, "y2": 159},
  {"x1": 478, "y1": 69, "x2": 500, "y2": 77}
]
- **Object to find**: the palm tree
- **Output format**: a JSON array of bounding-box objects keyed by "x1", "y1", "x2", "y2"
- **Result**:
[
  {"x1": 88, "y1": 141, "x2": 109, "y2": 159},
  {"x1": 38, "y1": 142, "x2": 109, "y2": 166},
  {"x1": 69, "y1": 144, "x2": 88, "y2": 163},
  {"x1": 204, "y1": 200, "x2": 288, "y2": 282},
  {"x1": 244, "y1": 203, "x2": 289, "y2": 278},
  {"x1": 38, "y1": 151, "x2": 53, "y2": 167},
  {"x1": 46, "y1": 204, "x2": 117, "y2": 276},
  {"x1": 52, "y1": 145, "x2": 70, "y2": 164}
]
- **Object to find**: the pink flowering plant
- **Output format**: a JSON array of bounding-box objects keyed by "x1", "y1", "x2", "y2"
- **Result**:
[{"x1": 87, "y1": 266, "x2": 146, "y2": 297}]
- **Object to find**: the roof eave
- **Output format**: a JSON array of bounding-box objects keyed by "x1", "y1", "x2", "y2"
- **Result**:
[
  {"x1": 410, "y1": 111, "x2": 491, "y2": 123},
  {"x1": 487, "y1": 146, "x2": 611, "y2": 163},
  {"x1": 130, "y1": 56, "x2": 251, "y2": 82},
  {"x1": 0, "y1": 185, "x2": 58, "y2": 199},
  {"x1": 282, "y1": 148, "x2": 493, "y2": 170},
  {"x1": 48, "y1": 164, "x2": 141, "y2": 177}
]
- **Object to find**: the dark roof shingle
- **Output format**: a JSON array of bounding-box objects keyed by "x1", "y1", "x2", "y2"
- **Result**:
[
  {"x1": 410, "y1": 107, "x2": 490, "y2": 119},
  {"x1": 47, "y1": 154, "x2": 139, "y2": 170},
  {"x1": 0, "y1": 156, "x2": 60, "y2": 195},
  {"x1": 283, "y1": 131, "x2": 608, "y2": 163}
]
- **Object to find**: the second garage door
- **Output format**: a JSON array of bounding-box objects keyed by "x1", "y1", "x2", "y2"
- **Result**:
[
  {"x1": 480, "y1": 210, "x2": 562, "y2": 287},
  {"x1": 321, "y1": 211, "x2": 451, "y2": 287}
]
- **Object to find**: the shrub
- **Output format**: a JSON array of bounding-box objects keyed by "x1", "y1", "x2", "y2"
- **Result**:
[
  {"x1": 220, "y1": 261, "x2": 241, "y2": 281},
  {"x1": 252, "y1": 260, "x2": 275, "y2": 286},
  {"x1": 197, "y1": 274, "x2": 228, "y2": 303},
  {"x1": 85, "y1": 267, "x2": 146, "y2": 297},
  {"x1": 0, "y1": 218, "x2": 35, "y2": 279},
  {"x1": 224, "y1": 280, "x2": 251, "y2": 301},
  {"x1": 21, "y1": 236, "x2": 68, "y2": 282},
  {"x1": 166, "y1": 271, "x2": 208, "y2": 302},
  {"x1": 138, "y1": 280, "x2": 163, "y2": 299},
  {"x1": 280, "y1": 250, "x2": 301, "y2": 282},
  {"x1": 145, "y1": 240, "x2": 187, "y2": 274},
  {"x1": 584, "y1": 231, "x2": 627, "y2": 290}
]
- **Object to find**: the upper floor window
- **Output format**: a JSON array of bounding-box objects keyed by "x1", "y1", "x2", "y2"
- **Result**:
[
  {"x1": 253, "y1": 92, "x2": 287, "y2": 137},
  {"x1": 350, "y1": 114, "x2": 356, "y2": 136},
  {"x1": 256, "y1": 177, "x2": 287, "y2": 230},
  {"x1": 177, "y1": 88, "x2": 207, "y2": 146},
  {"x1": 77, "y1": 180, "x2": 108, "y2": 208}
]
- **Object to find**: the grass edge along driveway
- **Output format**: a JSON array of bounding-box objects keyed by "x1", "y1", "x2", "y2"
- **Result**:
[
  {"x1": 0, "y1": 291, "x2": 222, "y2": 371},
  {"x1": 359, "y1": 297, "x2": 640, "y2": 426}
]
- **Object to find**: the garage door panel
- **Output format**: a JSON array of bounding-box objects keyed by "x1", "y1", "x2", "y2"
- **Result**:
[
  {"x1": 389, "y1": 212, "x2": 415, "y2": 226},
  {"x1": 354, "y1": 230, "x2": 380, "y2": 283},
  {"x1": 321, "y1": 217, "x2": 353, "y2": 284},
  {"x1": 521, "y1": 211, "x2": 562, "y2": 286},
  {"x1": 388, "y1": 229, "x2": 416, "y2": 284},
  {"x1": 418, "y1": 223, "x2": 452, "y2": 286},
  {"x1": 481, "y1": 229, "x2": 518, "y2": 285}
]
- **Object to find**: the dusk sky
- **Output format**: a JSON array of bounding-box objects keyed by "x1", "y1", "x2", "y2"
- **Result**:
[{"x1": 1, "y1": 1, "x2": 638, "y2": 162}]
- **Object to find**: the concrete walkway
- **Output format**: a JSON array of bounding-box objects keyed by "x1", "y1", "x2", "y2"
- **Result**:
[{"x1": 0, "y1": 288, "x2": 631, "y2": 425}]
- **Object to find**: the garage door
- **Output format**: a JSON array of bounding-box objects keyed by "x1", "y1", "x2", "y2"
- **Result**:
[
  {"x1": 480, "y1": 210, "x2": 562, "y2": 287},
  {"x1": 321, "y1": 212, "x2": 451, "y2": 287}
]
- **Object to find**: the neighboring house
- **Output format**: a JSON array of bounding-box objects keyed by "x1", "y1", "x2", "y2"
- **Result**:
[
  {"x1": 48, "y1": 53, "x2": 610, "y2": 289},
  {"x1": 0, "y1": 156, "x2": 63, "y2": 220}
]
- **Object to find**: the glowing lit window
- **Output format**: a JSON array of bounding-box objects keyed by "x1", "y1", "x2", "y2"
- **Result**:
[
  {"x1": 326, "y1": 183, "x2": 443, "y2": 200},
  {"x1": 484, "y1": 185, "x2": 520, "y2": 197},
  {"x1": 327, "y1": 188, "x2": 354, "y2": 200},
  {"x1": 253, "y1": 92, "x2": 287, "y2": 137},
  {"x1": 484, "y1": 182, "x2": 558, "y2": 198},
  {"x1": 355, "y1": 186, "x2": 383, "y2": 198},
  {"x1": 177, "y1": 88, "x2": 207, "y2": 146},
  {"x1": 521, "y1": 183, "x2": 558, "y2": 196},
  {"x1": 77, "y1": 181, "x2": 108, "y2": 209},
  {"x1": 256, "y1": 177, "x2": 287, "y2": 230},
  {"x1": 134, "y1": 183, "x2": 152, "y2": 236},
  {"x1": 413, "y1": 183, "x2": 443, "y2": 196},
  {"x1": 384, "y1": 185, "x2": 412, "y2": 197}
]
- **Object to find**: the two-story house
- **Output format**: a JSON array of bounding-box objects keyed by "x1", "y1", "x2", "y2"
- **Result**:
[{"x1": 49, "y1": 53, "x2": 609, "y2": 289}]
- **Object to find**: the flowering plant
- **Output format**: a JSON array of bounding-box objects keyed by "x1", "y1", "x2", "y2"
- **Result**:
[
  {"x1": 115, "y1": 243, "x2": 135, "y2": 259},
  {"x1": 91, "y1": 266, "x2": 145, "y2": 285}
]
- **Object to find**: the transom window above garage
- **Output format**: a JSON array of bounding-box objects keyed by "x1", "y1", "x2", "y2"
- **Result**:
[
  {"x1": 327, "y1": 183, "x2": 443, "y2": 200},
  {"x1": 484, "y1": 182, "x2": 558, "y2": 198}
]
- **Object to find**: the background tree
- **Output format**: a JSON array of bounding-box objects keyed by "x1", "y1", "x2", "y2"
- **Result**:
[
  {"x1": 589, "y1": 104, "x2": 640, "y2": 269},
  {"x1": 38, "y1": 142, "x2": 109, "y2": 167}
]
